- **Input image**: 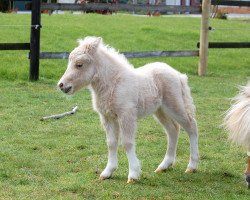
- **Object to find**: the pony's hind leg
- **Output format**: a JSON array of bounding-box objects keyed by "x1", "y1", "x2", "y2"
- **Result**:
[
  {"x1": 99, "y1": 115, "x2": 119, "y2": 180},
  {"x1": 154, "y1": 109, "x2": 180, "y2": 173},
  {"x1": 180, "y1": 117, "x2": 199, "y2": 173}
]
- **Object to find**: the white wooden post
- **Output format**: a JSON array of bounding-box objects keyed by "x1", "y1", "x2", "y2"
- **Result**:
[{"x1": 198, "y1": 0, "x2": 211, "y2": 76}]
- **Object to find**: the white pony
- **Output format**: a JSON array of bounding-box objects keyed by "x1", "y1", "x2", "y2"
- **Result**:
[
  {"x1": 58, "y1": 36, "x2": 199, "y2": 183},
  {"x1": 224, "y1": 82, "x2": 250, "y2": 187}
]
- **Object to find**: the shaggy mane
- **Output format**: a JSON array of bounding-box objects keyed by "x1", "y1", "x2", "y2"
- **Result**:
[
  {"x1": 78, "y1": 36, "x2": 134, "y2": 69},
  {"x1": 102, "y1": 44, "x2": 134, "y2": 69}
]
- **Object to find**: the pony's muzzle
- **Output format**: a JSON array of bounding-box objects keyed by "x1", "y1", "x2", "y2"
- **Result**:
[{"x1": 58, "y1": 82, "x2": 72, "y2": 94}]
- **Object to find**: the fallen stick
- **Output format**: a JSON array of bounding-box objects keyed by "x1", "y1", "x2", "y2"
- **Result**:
[{"x1": 41, "y1": 106, "x2": 78, "y2": 121}]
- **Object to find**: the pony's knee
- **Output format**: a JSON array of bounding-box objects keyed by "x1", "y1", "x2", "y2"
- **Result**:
[
  {"x1": 122, "y1": 139, "x2": 135, "y2": 152},
  {"x1": 106, "y1": 138, "x2": 118, "y2": 150},
  {"x1": 167, "y1": 120, "x2": 180, "y2": 135},
  {"x1": 123, "y1": 142, "x2": 134, "y2": 152},
  {"x1": 182, "y1": 117, "x2": 198, "y2": 135}
]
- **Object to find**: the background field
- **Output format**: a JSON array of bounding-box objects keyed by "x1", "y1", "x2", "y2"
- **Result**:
[{"x1": 0, "y1": 13, "x2": 250, "y2": 199}]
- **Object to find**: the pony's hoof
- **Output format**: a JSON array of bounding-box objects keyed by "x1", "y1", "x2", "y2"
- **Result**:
[
  {"x1": 245, "y1": 174, "x2": 250, "y2": 189},
  {"x1": 127, "y1": 178, "x2": 138, "y2": 184},
  {"x1": 99, "y1": 175, "x2": 110, "y2": 180},
  {"x1": 185, "y1": 168, "x2": 197, "y2": 173}
]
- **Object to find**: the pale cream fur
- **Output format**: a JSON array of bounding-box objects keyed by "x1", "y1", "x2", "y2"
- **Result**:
[
  {"x1": 58, "y1": 36, "x2": 199, "y2": 182},
  {"x1": 224, "y1": 82, "x2": 250, "y2": 147}
]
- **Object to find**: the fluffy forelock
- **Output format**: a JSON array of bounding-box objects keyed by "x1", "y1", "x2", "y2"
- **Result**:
[{"x1": 77, "y1": 36, "x2": 102, "y2": 47}]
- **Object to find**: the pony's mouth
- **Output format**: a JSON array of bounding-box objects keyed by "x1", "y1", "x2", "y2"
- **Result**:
[{"x1": 63, "y1": 86, "x2": 72, "y2": 94}]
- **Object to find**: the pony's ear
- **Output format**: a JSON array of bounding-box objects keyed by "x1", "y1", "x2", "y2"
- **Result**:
[
  {"x1": 77, "y1": 38, "x2": 84, "y2": 46},
  {"x1": 86, "y1": 37, "x2": 102, "y2": 54},
  {"x1": 92, "y1": 37, "x2": 102, "y2": 48},
  {"x1": 78, "y1": 37, "x2": 102, "y2": 54}
]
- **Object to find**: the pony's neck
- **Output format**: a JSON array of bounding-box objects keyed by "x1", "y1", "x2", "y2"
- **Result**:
[{"x1": 90, "y1": 48, "x2": 125, "y2": 95}]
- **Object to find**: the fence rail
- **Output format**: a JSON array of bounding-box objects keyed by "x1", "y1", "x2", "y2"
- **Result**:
[
  {"x1": 211, "y1": 0, "x2": 250, "y2": 7},
  {"x1": 197, "y1": 42, "x2": 250, "y2": 48},
  {"x1": 0, "y1": 43, "x2": 30, "y2": 50},
  {"x1": 39, "y1": 50, "x2": 199, "y2": 59},
  {"x1": 41, "y1": 3, "x2": 201, "y2": 13}
]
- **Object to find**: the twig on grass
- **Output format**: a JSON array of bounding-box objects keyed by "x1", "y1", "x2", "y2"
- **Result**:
[{"x1": 41, "y1": 106, "x2": 78, "y2": 121}]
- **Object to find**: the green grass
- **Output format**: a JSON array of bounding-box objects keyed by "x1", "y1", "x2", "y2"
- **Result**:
[{"x1": 0, "y1": 13, "x2": 250, "y2": 199}]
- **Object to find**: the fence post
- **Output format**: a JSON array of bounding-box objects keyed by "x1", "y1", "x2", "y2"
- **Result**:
[
  {"x1": 29, "y1": 0, "x2": 41, "y2": 81},
  {"x1": 198, "y1": 0, "x2": 211, "y2": 76}
]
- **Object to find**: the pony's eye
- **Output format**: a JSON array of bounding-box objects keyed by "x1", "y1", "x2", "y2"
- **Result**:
[{"x1": 76, "y1": 64, "x2": 83, "y2": 68}]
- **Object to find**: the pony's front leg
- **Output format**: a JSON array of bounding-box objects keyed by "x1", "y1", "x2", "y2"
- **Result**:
[
  {"x1": 118, "y1": 114, "x2": 141, "y2": 183},
  {"x1": 99, "y1": 115, "x2": 119, "y2": 180},
  {"x1": 245, "y1": 146, "x2": 250, "y2": 188}
]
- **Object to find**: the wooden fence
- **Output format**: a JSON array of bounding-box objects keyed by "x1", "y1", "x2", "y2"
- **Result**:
[
  {"x1": 37, "y1": 1, "x2": 202, "y2": 80},
  {"x1": 198, "y1": 0, "x2": 250, "y2": 75},
  {"x1": 0, "y1": 0, "x2": 249, "y2": 80},
  {"x1": 39, "y1": 2, "x2": 201, "y2": 60}
]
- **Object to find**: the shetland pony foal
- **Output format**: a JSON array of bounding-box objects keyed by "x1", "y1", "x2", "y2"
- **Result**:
[
  {"x1": 224, "y1": 82, "x2": 250, "y2": 188},
  {"x1": 58, "y1": 36, "x2": 199, "y2": 183}
]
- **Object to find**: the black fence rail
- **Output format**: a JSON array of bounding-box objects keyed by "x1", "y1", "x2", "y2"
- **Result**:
[
  {"x1": 0, "y1": 43, "x2": 30, "y2": 50},
  {"x1": 39, "y1": 50, "x2": 199, "y2": 59},
  {"x1": 41, "y1": 3, "x2": 201, "y2": 14},
  {"x1": 197, "y1": 42, "x2": 250, "y2": 48},
  {"x1": 211, "y1": 0, "x2": 250, "y2": 7}
]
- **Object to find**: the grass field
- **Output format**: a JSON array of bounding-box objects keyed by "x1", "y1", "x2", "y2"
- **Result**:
[{"x1": 0, "y1": 13, "x2": 250, "y2": 199}]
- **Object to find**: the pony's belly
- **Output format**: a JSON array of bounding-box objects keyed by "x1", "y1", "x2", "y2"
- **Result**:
[{"x1": 136, "y1": 98, "x2": 161, "y2": 118}]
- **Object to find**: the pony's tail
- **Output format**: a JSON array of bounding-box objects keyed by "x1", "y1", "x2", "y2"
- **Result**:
[
  {"x1": 180, "y1": 74, "x2": 196, "y2": 120},
  {"x1": 224, "y1": 82, "x2": 250, "y2": 147}
]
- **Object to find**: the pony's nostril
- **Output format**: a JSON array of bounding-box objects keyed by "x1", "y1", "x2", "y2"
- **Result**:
[{"x1": 59, "y1": 83, "x2": 64, "y2": 88}]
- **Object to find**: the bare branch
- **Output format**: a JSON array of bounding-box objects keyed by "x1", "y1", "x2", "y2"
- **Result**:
[{"x1": 41, "y1": 106, "x2": 78, "y2": 121}]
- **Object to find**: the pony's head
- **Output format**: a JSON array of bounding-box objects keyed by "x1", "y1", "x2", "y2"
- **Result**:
[{"x1": 58, "y1": 36, "x2": 102, "y2": 95}]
